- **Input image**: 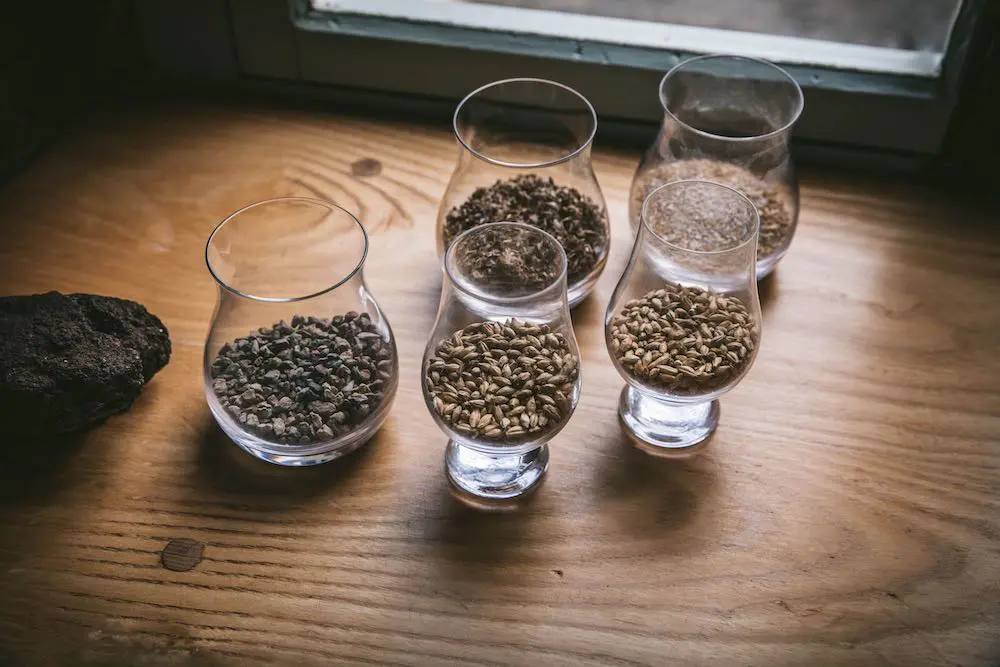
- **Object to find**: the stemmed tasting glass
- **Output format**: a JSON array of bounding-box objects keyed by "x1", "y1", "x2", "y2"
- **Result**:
[
  {"x1": 204, "y1": 197, "x2": 398, "y2": 466},
  {"x1": 629, "y1": 55, "x2": 803, "y2": 278},
  {"x1": 437, "y1": 77, "x2": 610, "y2": 307},
  {"x1": 422, "y1": 222, "x2": 582, "y2": 509},
  {"x1": 606, "y1": 181, "x2": 761, "y2": 457}
]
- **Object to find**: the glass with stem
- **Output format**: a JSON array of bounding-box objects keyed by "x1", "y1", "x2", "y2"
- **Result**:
[
  {"x1": 422, "y1": 222, "x2": 582, "y2": 508},
  {"x1": 607, "y1": 180, "x2": 762, "y2": 457}
]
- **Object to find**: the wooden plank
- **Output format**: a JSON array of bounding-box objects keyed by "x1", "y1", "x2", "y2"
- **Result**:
[{"x1": 0, "y1": 101, "x2": 997, "y2": 667}]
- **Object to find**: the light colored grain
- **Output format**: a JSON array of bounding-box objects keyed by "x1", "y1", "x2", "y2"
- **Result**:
[
  {"x1": 607, "y1": 283, "x2": 759, "y2": 395},
  {"x1": 426, "y1": 319, "x2": 579, "y2": 440},
  {"x1": 633, "y1": 158, "x2": 793, "y2": 258}
]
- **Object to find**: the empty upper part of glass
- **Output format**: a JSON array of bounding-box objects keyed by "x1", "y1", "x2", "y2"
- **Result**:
[
  {"x1": 453, "y1": 78, "x2": 596, "y2": 167},
  {"x1": 630, "y1": 54, "x2": 803, "y2": 278},
  {"x1": 205, "y1": 197, "x2": 398, "y2": 467},
  {"x1": 437, "y1": 78, "x2": 610, "y2": 307}
]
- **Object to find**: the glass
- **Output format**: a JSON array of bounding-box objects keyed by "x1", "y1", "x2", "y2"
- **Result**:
[
  {"x1": 422, "y1": 222, "x2": 582, "y2": 508},
  {"x1": 629, "y1": 54, "x2": 803, "y2": 278},
  {"x1": 436, "y1": 77, "x2": 610, "y2": 307},
  {"x1": 606, "y1": 180, "x2": 762, "y2": 457},
  {"x1": 204, "y1": 197, "x2": 398, "y2": 466}
]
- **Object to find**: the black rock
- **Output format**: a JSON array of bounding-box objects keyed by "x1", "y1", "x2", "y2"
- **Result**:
[{"x1": 0, "y1": 292, "x2": 171, "y2": 437}]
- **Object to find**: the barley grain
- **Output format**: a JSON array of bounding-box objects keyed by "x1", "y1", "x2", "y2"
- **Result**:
[
  {"x1": 425, "y1": 318, "x2": 578, "y2": 440},
  {"x1": 610, "y1": 284, "x2": 757, "y2": 394}
]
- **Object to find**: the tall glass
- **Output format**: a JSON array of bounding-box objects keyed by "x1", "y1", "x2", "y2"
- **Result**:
[
  {"x1": 629, "y1": 55, "x2": 803, "y2": 278},
  {"x1": 607, "y1": 181, "x2": 761, "y2": 457},
  {"x1": 437, "y1": 78, "x2": 610, "y2": 307},
  {"x1": 204, "y1": 197, "x2": 398, "y2": 466},
  {"x1": 422, "y1": 222, "x2": 582, "y2": 508}
]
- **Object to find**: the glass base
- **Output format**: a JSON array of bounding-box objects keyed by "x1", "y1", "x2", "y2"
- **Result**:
[
  {"x1": 208, "y1": 399, "x2": 379, "y2": 467},
  {"x1": 445, "y1": 440, "x2": 548, "y2": 509},
  {"x1": 618, "y1": 386, "x2": 718, "y2": 458},
  {"x1": 231, "y1": 435, "x2": 369, "y2": 467}
]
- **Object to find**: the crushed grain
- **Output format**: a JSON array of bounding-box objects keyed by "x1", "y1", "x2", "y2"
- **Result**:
[{"x1": 632, "y1": 159, "x2": 793, "y2": 260}]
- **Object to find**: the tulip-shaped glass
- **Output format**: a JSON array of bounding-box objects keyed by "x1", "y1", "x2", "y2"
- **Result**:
[
  {"x1": 629, "y1": 54, "x2": 803, "y2": 278},
  {"x1": 437, "y1": 78, "x2": 610, "y2": 307},
  {"x1": 607, "y1": 181, "x2": 761, "y2": 457},
  {"x1": 422, "y1": 222, "x2": 582, "y2": 507},
  {"x1": 205, "y1": 197, "x2": 398, "y2": 466}
]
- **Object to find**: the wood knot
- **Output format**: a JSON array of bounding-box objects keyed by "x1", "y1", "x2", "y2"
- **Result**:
[
  {"x1": 161, "y1": 537, "x2": 204, "y2": 572},
  {"x1": 351, "y1": 158, "x2": 382, "y2": 178}
]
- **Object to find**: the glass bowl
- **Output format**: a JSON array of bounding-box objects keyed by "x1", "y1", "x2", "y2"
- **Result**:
[{"x1": 204, "y1": 197, "x2": 398, "y2": 466}]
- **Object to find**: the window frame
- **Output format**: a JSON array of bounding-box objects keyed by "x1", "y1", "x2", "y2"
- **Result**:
[
  {"x1": 301, "y1": 0, "x2": 950, "y2": 80},
  {"x1": 137, "y1": 0, "x2": 987, "y2": 162}
]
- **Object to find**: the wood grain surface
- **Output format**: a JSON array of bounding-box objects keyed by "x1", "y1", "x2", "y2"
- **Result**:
[{"x1": 0, "y1": 102, "x2": 998, "y2": 667}]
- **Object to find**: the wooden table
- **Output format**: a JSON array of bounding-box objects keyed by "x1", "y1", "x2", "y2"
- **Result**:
[{"x1": 1, "y1": 102, "x2": 998, "y2": 667}]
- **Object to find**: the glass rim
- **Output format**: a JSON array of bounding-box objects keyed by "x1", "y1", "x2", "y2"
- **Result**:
[
  {"x1": 205, "y1": 196, "x2": 369, "y2": 303},
  {"x1": 659, "y1": 54, "x2": 804, "y2": 143},
  {"x1": 452, "y1": 77, "x2": 598, "y2": 169},
  {"x1": 640, "y1": 179, "x2": 760, "y2": 255},
  {"x1": 444, "y1": 221, "x2": 569, "y2": 303}
]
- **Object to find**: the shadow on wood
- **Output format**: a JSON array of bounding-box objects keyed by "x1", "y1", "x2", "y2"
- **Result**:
[
  {"x1": 194, "y1": 415, "x2": 380, "y2": 499},
  {"x1": 421, "y1": 476, "x2": 545, "y2": 571},
  {"x1": 593, "y1": 431, "x2": 726, "y2": 551},
  {"x1": 0, "y1": 429, "x2": 105, "y2": 505}
]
